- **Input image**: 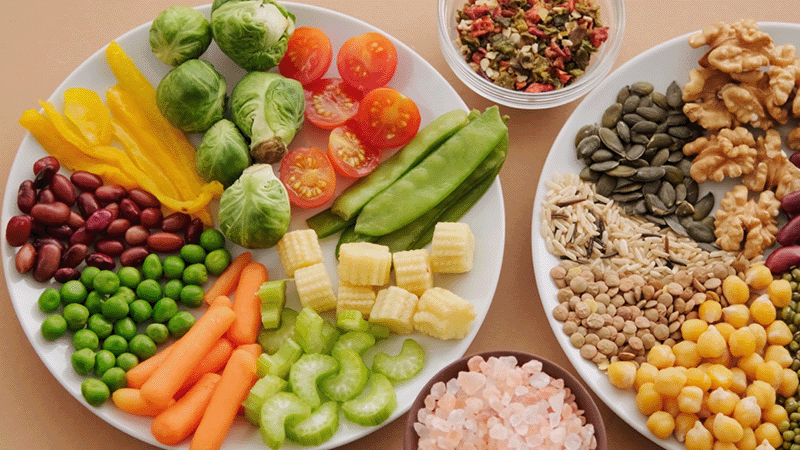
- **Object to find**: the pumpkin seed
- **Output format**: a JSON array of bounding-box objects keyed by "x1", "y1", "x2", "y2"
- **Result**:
[
  {"x1": 616, "y1": 85, "x2": 631, "y2": 104},
  {"x1": 628, "y1": 158, "x2": 650, "y2": 168},
  {"x1": 665, "y1": 112, "x2": 688, "y2": 126},
  {"x1": 605, "y1": 165, "x2": 638, "y2": 178},
  {"x1": 668, "y1": 125, "x2": 694, "y2": 140},
  {"x1": 622, "y1": 95, "x2": 640, "y2": 114},
  {"x1": 647, "y1": 133, "x2": 674, "y2": 149},
  {"x1": 652, "y1": 91, "x2": 669, "y2": 109},
  {"x1": 631, "y1": 120, "x2": 658, "y2": 134},
  {"x1": 685, "y1": 221, "x2": 715, "y2": 243},
  {"x1": 599, "y1": 127, "x2": 625, "y2": 155},
  {"x1": 630, "y1": 81, "x2": 654, "y2": 96},
  {"x1": 692, "y1": 192, "x2": 715, "y2": 220},
  {"x1": 666, "y1": 80, "x2": 683, "y2": 109},
  {"x1": 613, "y1": 191, "x2": 644, "y2": 203},
  {"x1": 650, "y1": 147, "x2": 670, "y2": 166},
  {"x1": 667, "y1": 150, "x2": 684, "y2": 163},
  {"x1": 616, "y1": 120, "x2": 631, "y2": 143},
  {"x1": 602, "y1": 103, "x2": 623, "y2": 128},
  {"x1": 595, "y1": 173, "x2": 617, "y2": 197},
  {"x1": 636, "y1": 106, "x2": 665, "y2": 123},
  {"x1": 642, "y1": 180, "x2": 662, "y2": 195},
  {"x1": 591, "y1": 149, "x2": 616, "y2": 162},
  {"x1": 590, "y1": 160, "x2": 620, "y2": 172},
  {"x1": 645, "y1": 214, "x2": 667, "y2": 226},
  {"x1": 675, "y1": 201, "x2": 695, "y2": 217},
  {"x1": 625, "y1": 144, "x2": 646, "y2": 160},
  {"x1": 614, "y1": 182, "x2": 643, "y2": 194},
  {"x1": 665, "y1": 215, "x2": 689, "y2": 237},
  {"x1": 655, "y1": 122, "x2": 670, "y2": 134},
  {"x1": 633, "y1": 199, "x2": 648, "y2": 215},
  {"x1": 579, "y1": 166, "x2": 600, "y2": 182},
  {"x1": 698, "y1": 242, "x2": 720, "y2": 253},
  {"x1": 684, "y1": 179, "x2": 699, "y2": 204},
  {"x1": 663, "y1": 165, "x2": 685, "y2": 184},
  {"x1": 638, "y1": 94, "x2": 653, "y2": 108},
  {"x1": 574, "y1": 124, "x2": 598, "y2": 147},
  {"x1": 622, "y1": 113, "x2": 645, "y2": 126},
  {"x1": 677, "y1": 159, "x2": 693, "y2": 177},
  {"x1": 658, "y1": 182, "x2": 676, "y2": 208},
  {"x1": 675, "y1": 183, "x2": 687, "y2": 203},
  {"x1": 645, "y1": 193, "x2": 669, "y2": 216},
  {"x1": 577, "y1": 135, "x2": 602, "y2": 158},
  {"x1": 631, "y1": 133, "x2": 650, "y2": 145},
  {"x1": 633, "y1": 166, "x2": 666, "y2": 182}
]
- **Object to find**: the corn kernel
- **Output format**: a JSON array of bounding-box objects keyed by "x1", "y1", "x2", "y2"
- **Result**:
[
  {"x1": 749, "y1": 294, "x2": 776, "y2": 326},
  {"x1": 705, "y1": 347, "x2": 732, "y2": 367},
  {"x1": 707, "y1": 388, "x2": 740, "y2": 416},
  {"x1": 722, "y1": 304, "x2": 750, "y2": 329},
  {"x1": 674, "y1": 412, "x2": 699, "y2": 443},
  {"x1": 685, "y1": 367, "x2": 712, "y2": 391},
  {"x1": 747, "y1": 323, "x2": 767, "y2": 351},
  {"x1": 648, "y1": 344, "x2": 676, "y2": 369},
  {"x1": 607, "y1": 361, "x2": 637, "y2": 389},
  {"x1": 745, "y1": 380, "x2": 776, "y2": 410},
  {"x1": 673, "y1": 340, "x2": 702, "y2": 368},
  {"x1": 655, "y1": 367, "x2": 687, "y2": 397},
  {"x1": 707, "y1": 364, "x2": 733, "y2": 390},
  {"x1": 647, "y1": 411, "x2": 675, "y2": 439},
  {"x1": 778, "y1": 368, "x2": 800, "y2": 398},
  {"x1": 728, "y1": 327, "x2": 756, "y2": 358},
  {"x1": 685, "y1": 421, "x2": 714, "y2": 450},
  {"x1": 712, "y1": 413, "x2": 744, "y2": 443},
  {"x1": 763, "y1": 403, "x2": 788, "y2": 426},
  {"x1": 737, "y1": 427, "x2": 757, "y2": 450},
  {"x1": 729, "y1": 368, "x2": 748, "y2": 396},
  {"x1": 745, "y1": 264, "x2": 773, "y2": 290},
  {"x1": 766, "y1": 320, "x2": 792, "y2": 346},
  {"x1": 699, "y1": 300, "x2": 723, "y2": 323},
  {"x1": 635, "y1": 362, "x2": 659, "y2": 390},
  {"x1": 663, "y1": 395, "x2": 680, "y2": 418},
  {"x1": 636, "y1": 382, "x2": 663, "y2": 416},
  {"x1": 722, "y1": 275, "x2": 750, "y2": 305},
  {"x1": 715, "y1": 322, "x2": 736, "y2": 341},
  {"x1": 756, "y1": 361, "x2": 784, "y2": 388},
  {"x1": 678, "y1": 385, "x2": 705, "y2": 414},
  {"x1": 682, "y1": 319, "x2": 710, "y2": 342},
  {"x1": 754, "y1": 422, "x2": 782, "y2": 448},
  {"x1": 733, "y1": 396, "x2": 761, "y2": 429},
  {"x1": 697, "y1": 326, "x2": 727, "y2": 359},
  {"x1": 767, "y1": 278, "x2": 792, "y2": 308},
  {"x1": 764, "y1": 345, "x2": 792, "y2": 369},
  {"x1": 712, "y1": 442, "x2": 736, "y2": 450},
  {"x1": 737, "y1": 352, "x2": 764, "y2": 379}
]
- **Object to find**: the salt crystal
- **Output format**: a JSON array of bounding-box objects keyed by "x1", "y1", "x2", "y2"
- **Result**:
[
  {"x1": 521, "y1": 359, "x2": 543, "y2": 373},
  {"x1": 530, "y1": 372, "x2": 550, "y2": 389},
  {"x1": 465, "y1": 396, "x2": 484, "y2": 412},
  {"x1": 448, "y1": 408, "x2": 466, "y2": 426},
  {"x1": 564, "y1": 433, "x2": 582, "y2": 450},
  {"x1": 424, "y1": 395, "x2": 436, "y2": 411},
  {"x1": 414, "y1": 422, "x2": 428, "y2": 438},
  {"x1": 489, "y1": 423, "x2": 508, "y2": 440},
  {"x1": 458, "y1": 371, "x2": 487, "y2": 396},
  {"x1": 464, "y1": 418, "x2": 477, "y2": 431},
  {"x1": 498, "y1": 356, "x2": 518, "y2": 368},
  {"x1": 446, "y1": 377, "x2": 460, "y2": 395},
  {"x1": 549, "y1": 391, "x2": 566, "y2": 412},
  {"x1": 527, "y1": 435, "x2": 544, "y2": 447},
  {"x1": 467, "y1": 356, "x2": 485, "y2": 372},
  {"x1": 431, "y1": 381, "x2": 446, "y2": 399},
  {"x1": 515, "y1": 385, "x2": 529, "y2": 396},
  {"x1": 510, "y1": 413, "x2": 524, "y2": 428},
  {"x1": 509, "y1": 434, "x2": 524, "y2": 449},
  {"x1": 550, "y1": 426, "x2": 566, "y2": 444},
  {"x1": 550, "y1": 412, "x2": 562, "y2": 428}
]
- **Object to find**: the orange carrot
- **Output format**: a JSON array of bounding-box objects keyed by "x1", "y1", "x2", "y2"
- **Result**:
[
  {"x1": 151, "y1": 372, "x2": 222, "y2": 446},
  {"x1": 209, "y1": 295, "x2": 232, "y2": 310},
  {"x1": 112, "y1": 388, "x2": 174, "y2": 416},
  {"x1": 190, "y1": 349, "x2": 258, "y2": 450},
  {"x1": 204, "y1": 252, "x2": 252, "y2": 304},
  {"x1": 140, "y1": 304, "x2": 236, "y2": 407},
  {"x1": 235, "y1": 343, "x2": 262, "y2": 359},
  {"x1": 227, "y1": 262, "x2": 268, "y2": 345},
  {"x1": 126, "y1": 346, "x2": 173, "y2": 389},
  {"x1": 177, "y1": 338, "x2": 235, "y2": 396}
]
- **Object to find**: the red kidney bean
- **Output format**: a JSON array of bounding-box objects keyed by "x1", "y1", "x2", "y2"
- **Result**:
[
  {"x1": 791, "y1": 152, "x2": 800, "y2": 169},
  {"x1": 106, "y1": 218, "x2": 131, "y2": 238},
  {"x1": 139, "y1": 208, "x2": 163, "y2": 229},
  {"x1": 94, "y1": 238, "x2": 125, "y2": 257},
  {"x1": 46, "y1": 224, "x2": 73, "y2": 240},
  {"x1": 128, "y1": 188, "x2": 161, "y2": 209},
  {"x1": 31, "y1": 202, "x2": 71, "y2": 226},
  {"x1": 104, "y1": 203, "x2": 119, "y2": 222},
  {"x1": 147, "y1": 232, "x2": 184, "y2": 253},
  {"x1": 782, "y1": 189, "x2": 800, "y2": 215},
  {"x1": 778, "y1": 215, "x2": 800, "y2": 247},
  {"x1": 120, "y1": 246, "x2": 150, "y2": 266},
  {"x1": 53, "y1": 267, "x2": 81, "y2": 283},
  {"x1": 49, "y1": 174, "x2": 76, "y2": 206},
  {"x1": 119, "y1": 198, "x2": 141, "y2": 223},
  {"x1": 124, "y1": 225, "x2": 149, "y2": 246},
  {"x1": 36, "y1": 187, "x2": 55, "y2": 204},
  {"x1": 17, "y1": 180, "x2": 36, "y2": 214},
  {"x1": 85, "y1": 252, "x2": 115, "y2": 270},
  {"x1": 30, "y1": 222, "x2": 47, "y2": 239},
  {"x1": 76, "y1": 192, "x2": 100, "y2": 218},
  {"x1": 67, "y1": 211, "x2": 85, "y2": 229},
  {"x1": 33, "y1": 237, "x2": 65, "y2": 252},
  {"x1": 85, "y1": 208, "x2": 114, "y2": 233},
  {"x1": 95, "y1": 184, "x2": 127, "y2": 203},
  {"x1": 33, "y1": 166, "x2": 57, "y2": 190},
  {"x1": 185, "y1": 218, "x2": 203, "y2": 244},
  {"x1": 69, "y1": 226, "x2": 97, "y2": 246},
  {"x1": 161, "y1": 212, "x2": 190, "y2": 233},
  {"x1": 61, "y1": 243, "x2": 88, "y2": 269},
  {"x1": 70, "y1": 171, "x2": 103, "y2": 192},
  {"x1": 33, "y1": 156, "x2": 60, "y2": 176},
  {"x1": 6, "y1": 215, "x2": 34, "y2": 247},
  {"x1": 33, "y1": 243, "x2": 61, "y2": 282},
  {"x1": 766, "y1": 245, "x2": 800, "y2": 274},
  {"x1": 15, "y1": 243, "x2": 36, "y2": 274}
]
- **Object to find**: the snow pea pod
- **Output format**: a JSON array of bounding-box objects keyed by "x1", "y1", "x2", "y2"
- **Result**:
[
  {"x1": 354, "y1": 106, "x2": 506, "y2": 236},
  {"x1": 306, "y1": 208, "x2": 354, "y2": 239},
  {"x1": 330, "y1": 109, "x2": 472, "y2": 221}
]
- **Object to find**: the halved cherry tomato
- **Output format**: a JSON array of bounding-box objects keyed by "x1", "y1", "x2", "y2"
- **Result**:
[
  {"x1": 303, "y1": 78, "x2": 362, "y2": 130},
  {"x1": 336, "y1": 32, "x2": 398, "y2": 92},
  {"x1": 355, "y1": 87, "x2": 421, "y2": 150},
  {"x1": 327, "y1": 124, "x2": 382, "y2": 178},
  {"x1": 278, "y1": 26, "x2": 333, "y2": 86},
  {"x1": 278, "y1": 147, "x2": 337, "y2": 209}
]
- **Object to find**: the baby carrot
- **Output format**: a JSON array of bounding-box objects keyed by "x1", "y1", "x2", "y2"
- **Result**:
[
  {"x1": 151, "y1": 372, "x2": 222, "y2": 446},
  {"x1": 190, "y1": 349, "x2": 258, "y2": 450},
  {"x1": 204, "y1": 252, "x2": 252, "y2": 305},
  {"x1": 177, "y1": 338, "x2": 235, "y2": 396},
  {"x1": 126, "y1": 346, "x2": 173, "y2": 389},
  {"x1": 227, "y1": 262, "x2": 268, "y2": 345},
  {"x1": 236, "y1": 343, "x2": 262, "y2": 359},
  {"x1": 112, "y1": 388, "x2": 174, "y2": 416},
  {"x1": 140, "y1": 304, "x2": 236, "y2": 407}
]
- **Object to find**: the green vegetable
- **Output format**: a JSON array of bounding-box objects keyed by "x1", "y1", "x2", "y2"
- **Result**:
[
  {"x1": 182, "y1": 263, "x2": 208, "y2": 285},
  {"x1": 88, "y1": 314, "x2": 114, "y2": 340},
  {"x1": 146, "y1": 323, "x2": 170, "y2": 345},
  {"x1": 84, "y1": 291, "x2": 103, "y2": 315},
  {"x1": 330, "y1": 331, "x2": 376, "y2": 357},
  {"x1": 129, "y1": 299, "x2": 153, "y2": 323},
  {"x1": 136, "y1": 279, "x2": 163, "y2": 303},
  {"x1": 94, "y1": 350, "x2": 116, "y2": 376},
  {"x1": 258, "y1": 392, "x2": 310, "y2": 450},
  {"x1": 205, "y1": 248, "x2": 232, "y2": 276},
  {"x1": 286, "y1": 401, "x2": 339, "y2": 446},
  {"x1": 129, "y1": 334, "x2": 157, "y2": 360},
  {"x1": 196, "y1": 119, "x2": 251, "y2": 187},
  {"x1": 179, "y1": 285, "x2": 205, "y2": 308},
  {"x1": 288, "y1": 353, "x2": 339, "y2": 409},
  {"x1": 101, "y1": 367, "x2": 127, "y2": 392},
  {"x1": 60, "y1": 280, "x2": 87, "y2": 304},
  {"x1": 330, "y1": 109, "x2": 471, "y2": 221},
  {"x1": 211, "y1": 0, "x2": 295, "y2": 72},
  {"x1": 162, "y1": 256, "x2": 186, "y2": 280},
  {"x1": 155, "y1": 59, "x2": 226, "y2": 133},
  {"x1": 293, "y1": 307, "x2": 338, "y2": 355},
  {"x1": 335, "y1": 309, "x2": 370, "y2": 333},
  {"x1": 258, "y1": 279, "x2": 287, "y2": 329},
  {"x1": 142, "y1": 254, "x2": 163, "y2": 280},
  {"x1": 319, "y1": 348, "x2": 369, "y2": 402},
  {"x1": 230, "y1": 71, "x2": 304, "y2": 164},
  {"x1": 80, "y1": 266, "x2": 101, "y2": 288},
  {"x1": 341, "y1": 372, "x2": 397, "y2": 426},
  {"x1": 103, "y1": 335, "x2": 128, "y2": 356},
  {"x1": 242, "y1": 374, "x2": 288, "y2": 425},
  {"x1": 116, "y1": 266, "x2": 142, "y2": 288},
  {"x1": 153, "y1": 297, "x2": 179, "y2": 323},
  {"x1": 163, "y1": 279, "x2": 184, "y2": 300},
  {"x1": 73, "y1": 329, "x2": 100, "y2": 351},
  {"x1": 71, "y1": 348, "x2": 96, "y2": 376},
  {"x1": 149, "y1": 5, "x2": 212, "y2": 66},
  {"x1": 113, "y1": 317, "x2": 137, "y2": 341},
  {"x1": 64, "y1": 303, "x2": 90, "y2": 331},
  {"x1": 256, "y1": 338, "x2": 303, "y2": 379},
  {"x1": 371, "y1": 339, "x2": 425, "y2": 382},
  {"x1": 180, "y1": 245, "x2": 207, "y2": 265},
  {"x1": 306, "y1": 208, "x2": 355, "y2": 239},
  {"x1": 93, "y1": 270, "x2": 120, "y2": 295},
  {"x1": 81, "y1": 378, "x2": 110, "y2": 406},
  {"x1": 355, "y1": 106, "x2": 506, "y2": 236},
  {"x1": 116, "y1": 352, "x2": 139, "y2": 372},
  {"x1": 199, "y1": 228, "x2": 226, "y2": 252},
  {"x1": 38, "y1": 288, "x2": 61, "y2": 313},
  {"x1": 218, "y1": 164, "x2": 291, "y2": 249},
  {"x1": 258, "y1": 308, "x2": 299, "y2": 354},
  {"x1": 41, "y1": 314, "x2": 67, "y2": 341},
  {"x1": 167, "y1": 311, "x2": 196, "y2": 337}
]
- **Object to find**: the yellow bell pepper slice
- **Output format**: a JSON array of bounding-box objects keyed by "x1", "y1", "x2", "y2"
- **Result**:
[{"x1": 63, "y1": 88, "x2": 113, "y2": 146}]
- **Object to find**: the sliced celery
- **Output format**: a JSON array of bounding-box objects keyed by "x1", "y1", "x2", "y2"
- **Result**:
[
  {"x1": 320, "y1": 348, "x2": 370, "y2": 402},
  {"x1": 331, "y1": 331, "x2": 376, "y2": 357},
  {"x1": 258, "y1": 280, "x2": 288, "y2": 329},
  {"x1": 286, "y1": 401, "x2": 340, "y2": 446},
  {"x1": 256, "y1": 338, "x2": 303, "y2": 379},
  {"x1": 372, "y1": 339, "x2": 425, "y2": 383},
  {"x1": 257, "y1": 308, "x2": 298, "y2": 355},
  {"x1": 259, "y1": 392, "x2": 311, "y2": 450},
  {"x1": 336, "y1": 309, "x2": 370, "y2": 332},
  {"x1": 242, "y1": 374, "x2": 287, "y2": 425},
  {"x1": 341, "y1": 372, "x2": 397, "y2": 427},
  {"x1": 294, "y1": 307, "x2": 338, "y2": 354},
  {"x1": 288, "y1": 353, "x2": 339, "y2": 409}
]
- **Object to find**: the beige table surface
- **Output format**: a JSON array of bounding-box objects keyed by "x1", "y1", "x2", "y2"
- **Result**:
[{"x1": 2, "y1": 1, "x2": 800, "y2": 449}]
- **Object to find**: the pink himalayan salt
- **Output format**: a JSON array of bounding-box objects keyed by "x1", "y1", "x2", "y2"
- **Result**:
[{"x1": 415, "y1": 356, "x2": 597, "y2": 450}]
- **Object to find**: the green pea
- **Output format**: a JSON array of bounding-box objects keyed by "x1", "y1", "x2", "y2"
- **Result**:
[
  {"x1": 113, "y1": 317, "x2": 137, "y2": 341},
  {"x1": 92, "y1": 270, "x2": 120, "y2": 295},
  {"x1": 63, "y1": 303, "x2": 90, "y2": 331},
  {"x1": 199, "y1": 228, "x2": 225, "y2": 252},
  {"x1": 180, "y1": 244, "x2": 207, "y2": 265},
  {"x1": 114, "y1": 286, "x2": 137, "y2": 304},
  {"x1": 145, "y1": 323, "x2": 169, "y2": 345},
  {"x1": 168, "y1": 311, "x2": 196, "y2": 338},
  {"x1": 100, "y1": 295, "x2": 129, "y2": 321},
  {"x1": 791, "y1": 412, "x2": 800, "y2": 422},
  {"x1": 71, "y1": 348, "x2": 95, "y2": 376},
  {"x1": 41, "y1": 314, "x2": 67, "y2": 341},
  {"x1": 101, "y1": 367, "x2": 127, "y2": 393},
  {"x1": 179, "y1": 285, "x2": 204, "y2": 308},
  {"x1": 786, "y1": 273, "x2": 795, "y2": 282},
  {"x1": 72, "y1": 328, "x2": 99, "y2": 351},
  {"x1": 103, "y1": 334, "x2": 128, "y2": 356},
  {"x1": 87, "y1": 314, "x2": 114, "y2": 340},
  {"x1": 794, "y1": 291, "x2": 800, "y2": 303},
  {"x1": 205, "y1": 248, "x2": 231, "y2": 276},
  {"x1": 136, "y1": 279, "x2": 163, "y2": 304},
  {"x1": 79, "y1": 266, "x2": 101, "y2": 289},
  {"x1": 84, "y1": 291, "x2": 104, "y2": 314},
  {"x1": 784, "y1": 307, "x2": 795, "y2": 322},
  {"x1": 129, "y1": 334, "x2": 157, "y2": 360},
  {"x1": 791, "y1": 443, "x2": 800, "y2": 450},
  {"x1": 182, "y1": 263, "x2": 208, "y2": 286},
  {"x1": 129, "y1": 299, "x2": 153, "y2": 323},
  {"x1": 162, "y1": 256, "x2": 186, "y2": 280},
  {"x1": 60, "y1": 280, "x2": 88, "y2": 304},
  {"x1": 782, "y1": 421, "x2": 793, "y2": 432},
  {"x1": 786, "y1": 430, "x2": 797, "y2": 442},
  {"x1": 94, "y1": 349, "x2": 116, "y2": 377},
  {"x1": 142, "y1": 254, "x2": 163, "y2": 280},
  {"x1": 153, "y1": 298, "x2": 178, "y2": 323},
  {"x1": 163, "y1": 279, "x2": 184, "y2": 300},
  {"x1": 115, "y1": 352, "x2": 139, "y2": 372},
  {"x1": 793, "y1": 314, "x2": 800, "y2": 328},
  {"x1": 81, "y1": 378, "x2": 110, "y2": 406},
  {"x1": 38, "y1": 288, "x2": 61, "y2": 313},
  {"x1": 116, "y1": 266, "x2": 142, "y2": 289}
]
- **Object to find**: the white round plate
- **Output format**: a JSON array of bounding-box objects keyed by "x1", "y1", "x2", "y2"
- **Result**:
[
  {"x1": 531, "y1": 22, "x2": 800, "y2": 450},
  {"x1": 2, "y1": 3, "x2": 505, "y2": 449}
]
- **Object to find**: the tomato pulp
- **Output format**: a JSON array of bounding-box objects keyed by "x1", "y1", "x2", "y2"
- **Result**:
[
  {"x1": 327, "y1": 125, "x2": 382, "y2": 178},
  {"x1": 279, "y1": 147, "x2": 337, "y2": 208},
  {"x1": 355, "y1": 87, "x2": 421, "y2": 150},
  {"x1": 278, "y1": 26, "x2": 333, "y2": 86},
  {"x1": 303, "y1": 78, "x2": 362, "y2": 130},
  {"x1": 336, "y1": 32, "x2": 398, "y2": 92}
]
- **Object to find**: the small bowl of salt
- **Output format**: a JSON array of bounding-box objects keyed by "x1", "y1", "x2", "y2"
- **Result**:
[{"x1": 404, "y1": 350, "x2": 606, "y2": 450}]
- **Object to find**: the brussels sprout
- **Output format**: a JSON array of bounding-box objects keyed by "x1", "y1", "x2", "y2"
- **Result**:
[
  {"x1": 218, "y1": 164, "x2": 291, "y2": 249},
  {"x1": 210, "y1": 0, "x2": 295, "y2": 71},
  {"x1": 155, "y1": 59, "x2": 227, "y2": 134},
  {"x1": 149, "y1": 6, "x2": 212, "y2": 66},
  {"x1": 195, "y1": 119, "x2": 251, "y2": 187},
  {"x1": 231, "y1": 71, "x2": 304, "y2": 164}
]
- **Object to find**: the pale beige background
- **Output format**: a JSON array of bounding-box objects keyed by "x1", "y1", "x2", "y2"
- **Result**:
[{"x1": 1, "y1": 1, "x2": 799, "y2": 449}]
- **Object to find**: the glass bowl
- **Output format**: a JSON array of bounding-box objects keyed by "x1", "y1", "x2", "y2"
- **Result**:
[{"x1": 437, "y1": 0, "x2": 626, "y2": 109}]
